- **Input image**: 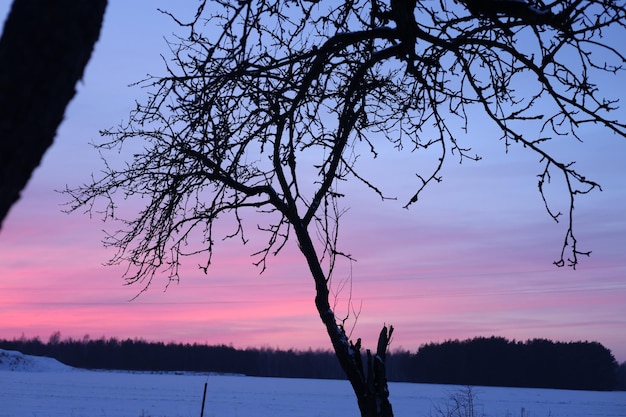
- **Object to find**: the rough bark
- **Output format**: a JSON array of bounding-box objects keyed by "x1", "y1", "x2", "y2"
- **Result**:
[
  {"x1": 294, "y1": 220, "x2": 393, "y2": 417},
  {"x1": 0, "y1": 0, "x2": 107, "y2": 227}
]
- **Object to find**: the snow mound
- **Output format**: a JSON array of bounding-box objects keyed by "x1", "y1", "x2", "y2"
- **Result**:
[{"x1": 0, "y1": 349, "x2": 74, "y2": 372}]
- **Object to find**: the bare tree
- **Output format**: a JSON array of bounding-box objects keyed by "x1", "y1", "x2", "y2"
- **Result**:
[
  {"x1": 64, "y1": 1, "x2": 625, "y2": 416},
  {"x1": 0, "y1": 0, "x2": 107, "y2": 227}
]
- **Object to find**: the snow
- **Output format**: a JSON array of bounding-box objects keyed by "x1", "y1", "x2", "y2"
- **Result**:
[
  {"x1": 0, "y1": 348, "x2": 74, "y2": 372},
  {"x1": 1, "y1": 349, "x2": 625, "y2": 417}
]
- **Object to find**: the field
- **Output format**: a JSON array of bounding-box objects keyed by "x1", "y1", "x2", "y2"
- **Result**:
[{"x1": 1, "y1": 349, "x2": 625, "y2": 417}]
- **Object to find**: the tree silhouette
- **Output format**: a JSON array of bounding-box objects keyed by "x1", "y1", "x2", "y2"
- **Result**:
[{"x1": 64, "y1": 1, "x2": 625, "y2": 416}]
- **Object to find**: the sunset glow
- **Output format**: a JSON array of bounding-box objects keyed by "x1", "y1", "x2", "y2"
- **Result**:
[{"x1": 1, "y1": 1, "x2": 625, "y2": 362}]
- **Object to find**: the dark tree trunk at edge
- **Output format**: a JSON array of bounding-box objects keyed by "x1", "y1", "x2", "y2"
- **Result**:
[{"x1": 0, "y1": 0, "x2": 107, "y2": 227}]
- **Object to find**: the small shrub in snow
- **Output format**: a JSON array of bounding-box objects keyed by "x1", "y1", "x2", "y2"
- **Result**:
[{"x1": 430, "y1": 386, "x2": 484, "y2": 417}]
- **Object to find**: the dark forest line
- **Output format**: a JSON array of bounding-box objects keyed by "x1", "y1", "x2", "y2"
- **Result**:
[{"x1": 1, "y1": 334, "x2": 624, "y2": 391}]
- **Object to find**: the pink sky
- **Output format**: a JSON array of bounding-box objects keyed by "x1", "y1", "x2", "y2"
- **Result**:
[{"x1": 1, "y1": 2, "x2": 625, "y2": 362}]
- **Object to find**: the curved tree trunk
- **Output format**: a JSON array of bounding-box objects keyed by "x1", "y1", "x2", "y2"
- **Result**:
[
  {"x1": 0, "y1": 0, "x2": 107, "y2": 227},
  {"x1": 293, "y1": 220, "x2": 394, "y2": 417}
]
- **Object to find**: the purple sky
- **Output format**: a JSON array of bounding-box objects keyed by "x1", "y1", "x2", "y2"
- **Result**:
[{"x1": 1, "y1": 1, "x2": 625, "y2": 362}]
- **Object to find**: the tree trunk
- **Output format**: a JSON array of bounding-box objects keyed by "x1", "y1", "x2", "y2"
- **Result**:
[
  {"x1": 293, "y1": 220, "x2": 394, "y2": 417},
  {"x1": 0, "y1": 0, "x2": 107, "y2": 227}
]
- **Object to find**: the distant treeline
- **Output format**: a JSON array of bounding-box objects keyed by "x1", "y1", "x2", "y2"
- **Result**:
[
  {"x1": 400, "y1": 337, "x2": 621, "y2": 391},
  {"x1": 1, "y1": 334, "x2": 623, "y2": 391}
]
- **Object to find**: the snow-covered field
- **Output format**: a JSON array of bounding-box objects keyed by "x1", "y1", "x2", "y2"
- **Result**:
[{"x1": 1, "y1": 349, "x2": 625, "y2": 417}]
